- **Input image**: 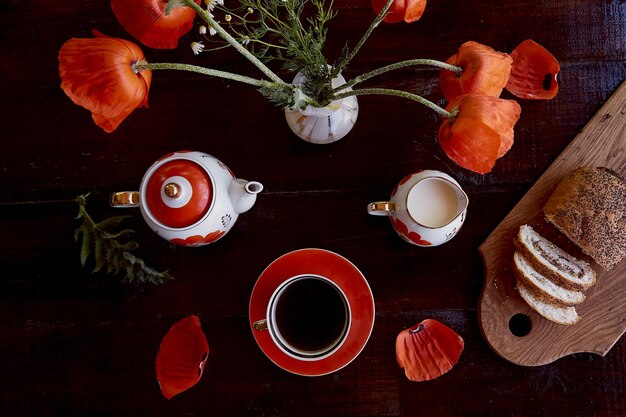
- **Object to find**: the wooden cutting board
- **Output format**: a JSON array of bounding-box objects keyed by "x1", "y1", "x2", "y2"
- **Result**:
[{"x1": 478, "y1": 81, "x2": 626, "y2": 366}]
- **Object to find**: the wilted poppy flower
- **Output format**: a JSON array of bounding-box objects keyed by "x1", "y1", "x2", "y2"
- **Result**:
[
  {"x1": 58, "y1": 32, "x2": 152, "y2": 133},
  {"x1": 440, "y1": 41, "x2": 512, "y2": 102},
  {"x1": 111, "y1": 0, "x2": 201, "y2": 49},
  {"x1": 396, "y1": 319, "x2": 464, "y2": 382},
  {"x1": 438, "y1": 94, "x2": 521, "y2": 174},
  {"x1": 506, "y1": 39, "x2": 560, "y2": 100},
  {"x1": 156, "y1": 315, "x2": 209, "y2": 399},
  {"x1": 371, "y1": 0, "x2": 427, "y2": 23}
]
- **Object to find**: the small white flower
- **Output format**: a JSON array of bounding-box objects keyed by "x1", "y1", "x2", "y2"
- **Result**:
[
  {"x1": 225, "y1": 14, "x2": 232, "y2": 22},
  {"x1": 199, "y1": 25, "x2": 207, "y2": 35},
  {"x1": 241, "y1": 36, "x2": 250, "y2": 46},
  {"x1": 191, "y1": 41, "x2": 205, "y2": 55},
  {"x1": 204, "y1": 0, "x2": 216, "y2": 11},
  {"x1": 247, "y1": 7, "x2": 254, "y2": 14},
  {"x1": 216, "y1": 0, "x2": 224, "y2": 5},
  {"x1": 209, "y1": 26, "x2": 217, "y2": 36}
]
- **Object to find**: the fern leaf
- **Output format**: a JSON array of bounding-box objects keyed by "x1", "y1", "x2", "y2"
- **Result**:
[
  {"x1": 96, "y1": 216, "x2": 133, "y2": 232},
  {"x1": 108, "y1": 229, "x2": 135, "y2": 240},
  {"x1": 80, "y1": 227, "x2": 93, "y2": 267},
  {"x1": 74, "y1": 194, "x2": 174, "y2": 286},
  {"x1": 93, "y1": 239, "x2": 106, "y2": 273}
]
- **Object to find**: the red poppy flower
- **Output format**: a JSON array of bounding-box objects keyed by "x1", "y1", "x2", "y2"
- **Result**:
[
  {"x1": 170, "y1": 230, "x2": 226, "y2": 246},
  {"x1": 58, "y1": 32, "x2": 152, "y2": 133},
  {"x1": 390, "y1": 217, "x2": 432, "y2": 246},
  {"x1": 440, "y1": 41, "x2": 512, "y2": 102},
  {"x1": 506, "y1": 39, "x2": 560, "y2": 100},
  {"x1": 111, "y1": 0, "x2": 201, "y2": 49},
  {"x1": 438, "y1": 94, "x2": 521, "y2": 174},
  {"x1": 396, "y1": 319, "x2": 464, "y2": 382},
  {"x1": 371, "y1": 0, "x2": 427, "y2": 23},
  {"x1": 156, "y1": 315, "x2": 209, "y2": 399}
]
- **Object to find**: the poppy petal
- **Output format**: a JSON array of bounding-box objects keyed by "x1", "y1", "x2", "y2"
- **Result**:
[
  {"x1": 58, "y1": 35, "x2": 151, "y2": 132},
  {"x1": 439, "y1": 117, "x2": 501, "y2": 174},
  {"x1": 371, "y1": 0, "x2": 427, "y2": 24},
  {"x1": 404, "y1": 0, "x2": 427, "y2": 23},
  {"x1": 440, "y1": 41, "x2": 512, "y2": 101},
  {"x1": 506, "y1": 39, "x2": 560, "y2": 100},
  {"x1": 396, "y1": 319, "x2": 464, "y2": 382},
  {"x1": 445, "y1": 94, "x2": 521, "y2": 158},
  {"x1": 156, "y1": 315, "x2": 209, "y2": 399},
  {"x1": 111, "y1": 0, "x2": 201, "y2": 49},
  {"x1": 438, "y1": 94, "x2": 521, "y2": 173}
]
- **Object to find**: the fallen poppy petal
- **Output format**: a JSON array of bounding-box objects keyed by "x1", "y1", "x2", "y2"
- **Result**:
[
  {"x1": 112, "y1": 0, "x2": 201, "y2": 49},
  {"x1": 156, "y1": 315, "x2": 209, "y2": 399},
  {"x1": 506, "y1": 39, "x2": 560, "y2": 100},
  {"x1": 396, "y1": 319, "x2": 464, "y2": 382},
  {"x1": 371, "y1": 0, "x2": 427, "y2": 23},
  {"x1": 440, "y1": 41, "x2": 512, "y2": 101}
]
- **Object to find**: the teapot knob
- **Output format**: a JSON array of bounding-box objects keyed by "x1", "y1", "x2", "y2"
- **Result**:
[{"x1": 164, "y1": 182, "x2": 181, "y2": 198}]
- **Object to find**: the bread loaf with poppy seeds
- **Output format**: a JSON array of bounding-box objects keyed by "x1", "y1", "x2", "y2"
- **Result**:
[{"x1": 543, "y1": 167, "x2": 626, "y2": 271}]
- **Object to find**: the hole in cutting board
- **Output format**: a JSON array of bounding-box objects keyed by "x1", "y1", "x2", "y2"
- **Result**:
[{"x1": 509, "y1": 313, "x2": 532, "y2": 337}]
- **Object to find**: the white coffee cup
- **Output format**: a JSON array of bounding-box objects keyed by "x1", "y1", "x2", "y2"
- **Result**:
[{"x1": 253, "y1": 274, "x2": 351, "y2": 361}]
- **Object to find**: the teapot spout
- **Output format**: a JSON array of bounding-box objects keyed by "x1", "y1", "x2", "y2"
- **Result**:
[{"x1": 229, "y1": 179, "x2": 263, "y2": 214}]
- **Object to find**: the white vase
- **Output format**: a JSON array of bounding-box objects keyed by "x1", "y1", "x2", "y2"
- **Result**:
[{"x1": 284, "y1": 71, "x2": 359, "y2": 144}]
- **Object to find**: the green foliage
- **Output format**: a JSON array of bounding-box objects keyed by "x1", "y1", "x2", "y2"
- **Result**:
[
  {"x1": 204, "y1": 0, "x2": 346, "y2": 105},
  {"x1": 74, "y1": 194, "x2": 173, "y2": 286}
]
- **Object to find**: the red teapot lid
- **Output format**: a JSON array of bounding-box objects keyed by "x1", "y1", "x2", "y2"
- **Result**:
[{"x1": 144, "y1": 159, "x2": 213, "y2": 228}]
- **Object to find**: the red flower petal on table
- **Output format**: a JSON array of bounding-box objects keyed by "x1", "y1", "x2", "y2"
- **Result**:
[
  {"x1": 371, "y1": 0, "x2": 427, "y2": 23},
  {"x1": 396, "y1": 319, "x2": 464, "y2": 382},
  {"x1": 438, "y1": 94, "x2": 521, "y2": 174},
  {"x1": 440, "y1": 41, "x2": 512, "y2": 102},
  {"x1": 156, "y1": 315, "x2": 209, "y2": 399},
  {"x1": 58, "y1": 32, "x2": 152, "y2": 133},
  {"x1": 506, "y1": 39, "x2": 560, "y2": 100},
  {"x1": 111, "y1": 0, "x2": 201, "y2": 49},
  {"x1": 170, "y1": 230, "x2": 226, "y2": 246},
  {"x1": 390, "y1": 218, "x2": 432, "y2": 246}
]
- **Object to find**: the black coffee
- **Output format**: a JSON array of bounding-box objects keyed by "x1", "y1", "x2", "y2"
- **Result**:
[{"x1": 274, "y1": 278, "x2": 347, "y2": 354}]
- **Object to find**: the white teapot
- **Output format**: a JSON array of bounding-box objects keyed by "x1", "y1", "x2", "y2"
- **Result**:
[{"x1": 111, "y1": 151, "x2": 263, "y2": 247}]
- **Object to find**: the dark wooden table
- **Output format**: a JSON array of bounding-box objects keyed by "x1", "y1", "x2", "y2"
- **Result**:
[{"x1": 1, "y1": 1, "x2": 625, "y2": 416}]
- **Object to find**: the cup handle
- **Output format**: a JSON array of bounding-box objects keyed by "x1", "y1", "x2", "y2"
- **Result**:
[
  {"x1": 253, "y1": 319, "x2": 268, "y2": 331},
  {"x1": 110, "y1": 192, "x2": 140, "y2": 207},
  {"x1": 367, "y1": 201, "x2": 395, "y2": 216}
]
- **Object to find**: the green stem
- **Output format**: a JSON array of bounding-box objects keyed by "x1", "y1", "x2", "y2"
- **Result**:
[
  {"x1": 334, "y1": 59, "x2": 463, "y2": 92},
  {"x1": 331, "y1": 88, "x2": 456, "y2": 119},
  {"x1": 333, "y1": 0, "x2": 394, "y2": 75},
  {"x1": 134, "y1": 61, "x2": 273, "y2": 88},
  {"x1": 180, "y1": 0, "x2": 286, "y2": 85}
]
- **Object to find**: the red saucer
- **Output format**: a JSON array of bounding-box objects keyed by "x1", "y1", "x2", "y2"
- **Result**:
[{"x1": 249, "y1": 248, "x2": 375, "y2": 376}]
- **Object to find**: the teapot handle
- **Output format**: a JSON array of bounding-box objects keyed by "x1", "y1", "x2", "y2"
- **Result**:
[
  {"x1": 367, "y1": 201, "x2": 394, "y2": 216},
  {"x1": 110, "y1": 192, "x2": 140, "y2": 207}
]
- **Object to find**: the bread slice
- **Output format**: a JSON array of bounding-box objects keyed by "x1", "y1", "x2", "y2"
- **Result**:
[
  {"x1": 513, "y1": 252, "x2": 585, "y2": 306},
  {"x1": 515, "y1": 225, "x2": 596, "y2": 290},
  {"x1": 544, "y1": 167, "x2": 626, "y2": 271},
  {"x1": 516, "y1": 279, "x2": 580, "y2": 325}
]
